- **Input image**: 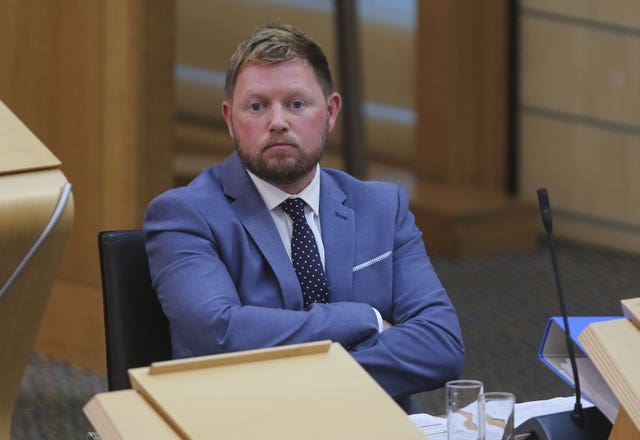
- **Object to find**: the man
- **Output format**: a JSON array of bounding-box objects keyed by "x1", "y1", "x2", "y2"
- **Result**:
[{"x1": 144, "y1": 23, "x2": 464, "y2": 406}]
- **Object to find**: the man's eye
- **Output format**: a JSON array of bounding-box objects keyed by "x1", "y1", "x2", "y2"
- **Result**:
[
  {"x1": 249, "y1": 103, "x2": 262, "y2": 111},
  {"x1": 290, "y1": 100, "x2": 304, "y2": 109}
]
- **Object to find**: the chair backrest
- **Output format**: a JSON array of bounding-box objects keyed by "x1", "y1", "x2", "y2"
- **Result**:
[{"x1": 98, "y1": 229, "x2": 172, "y2": 391}]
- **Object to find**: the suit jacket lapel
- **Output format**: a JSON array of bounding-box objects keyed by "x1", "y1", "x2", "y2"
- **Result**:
[
  {"x1": 220, "y1": 153, "x2": 303, "y2": 310},
  {"x1": 320, "y1": 171, "x2": 355, "y2": 303}
]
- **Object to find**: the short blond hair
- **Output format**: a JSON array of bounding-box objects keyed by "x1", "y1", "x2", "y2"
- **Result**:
[{"x1": 224, "y1": 23, "x2": 334, "y2": 101}]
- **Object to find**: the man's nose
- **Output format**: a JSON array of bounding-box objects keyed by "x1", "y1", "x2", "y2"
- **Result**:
[{"x1": 268, "y1": 105, "x2": 289, "y2": 132}]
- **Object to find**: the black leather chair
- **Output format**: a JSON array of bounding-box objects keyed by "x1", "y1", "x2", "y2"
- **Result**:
[{"x1": 98, "y1": 229, "x2": 172, "y2": 391}]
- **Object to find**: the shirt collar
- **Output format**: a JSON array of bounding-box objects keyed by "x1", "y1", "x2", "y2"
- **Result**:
[{"x1": 246, "y1": 164, "x2": 321, "y2": 215}]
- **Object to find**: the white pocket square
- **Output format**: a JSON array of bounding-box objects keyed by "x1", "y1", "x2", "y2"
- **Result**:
[{"x1": 353, "y1": 251, "x2": 392, "y2": 272}]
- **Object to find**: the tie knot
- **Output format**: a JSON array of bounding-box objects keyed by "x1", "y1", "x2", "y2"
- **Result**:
[{"x1": 280, "y1": 198, "x2": 307, "y2": 222}]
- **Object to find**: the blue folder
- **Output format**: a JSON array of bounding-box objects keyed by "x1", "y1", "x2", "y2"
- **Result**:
[
  {"x1": 538, "y1": 316, "x2": 620, "y2": 389},
  {"x1": 538, "y1": 315, "x2": 623, "y2": 423}
]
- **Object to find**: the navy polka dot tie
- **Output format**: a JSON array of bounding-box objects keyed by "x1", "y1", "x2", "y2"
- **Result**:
[{"x1": 280, "y1": 198, "x2": 329, "y2": 309}]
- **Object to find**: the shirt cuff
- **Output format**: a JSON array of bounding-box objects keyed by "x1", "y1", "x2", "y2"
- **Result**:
[{"x1": 371, "y1": 307, "x2": 383, "y2": 333}]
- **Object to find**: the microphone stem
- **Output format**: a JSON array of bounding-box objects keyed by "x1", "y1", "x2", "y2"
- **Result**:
[{"x1": 547, "y1": 231, "x2": 584, "y2": 426}]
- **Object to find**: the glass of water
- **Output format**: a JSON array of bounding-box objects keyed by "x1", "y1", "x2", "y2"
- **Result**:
[{"x1": 446, "y1": 380, "x2": 484, "y2": 440}]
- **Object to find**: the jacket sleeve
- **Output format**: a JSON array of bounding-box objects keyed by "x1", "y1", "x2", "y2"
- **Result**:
[
  {"x1": 349, "y1": 187, "x2": 465, "y2": 399},
  {"x1": 144, "y1": 190, "x2": 380, "y2": 358}
]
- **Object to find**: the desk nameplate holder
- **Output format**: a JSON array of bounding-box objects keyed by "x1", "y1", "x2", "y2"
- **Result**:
[{"x1": 84, "y1": 341, "x2": 426, "y2": 439}]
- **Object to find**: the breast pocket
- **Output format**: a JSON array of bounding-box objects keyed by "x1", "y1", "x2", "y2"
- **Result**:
[
  {"x1": 352, "y1": 251, "x2": 392, "y2": 273},
  {"x1": 352, "y1": 251, "x2": 393, "y2": 314}
]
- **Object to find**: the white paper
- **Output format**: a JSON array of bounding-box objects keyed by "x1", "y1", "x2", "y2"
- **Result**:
[
  {"x1": 408, "y1": 413, "x2": 447, "y2": 439},
  {"x1": 513, "y1": 395, "x2": 593, "y2": 427},
  {"x1": 410, "y1": 396, "x2": 596, "y2": 438}
]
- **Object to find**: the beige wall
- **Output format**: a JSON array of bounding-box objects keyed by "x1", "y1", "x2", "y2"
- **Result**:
[{"x1": 518, "y1": 0, "x2": 640, "y2": 252}]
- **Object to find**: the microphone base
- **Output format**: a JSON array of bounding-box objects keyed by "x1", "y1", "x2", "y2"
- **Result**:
[{"x1": 515, "y1": 406, "x2": 612, "y2": 440}]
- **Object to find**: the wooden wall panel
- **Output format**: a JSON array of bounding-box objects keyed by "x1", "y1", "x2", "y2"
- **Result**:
[
  {"x1": 518, "y1": 1, "x2": 640, "y2": 253},
  {"x1": 519, "y1": 114, "x2": 640, "y2": 223},
  {"x1": 360, "y1": 20, "x2": 415, "y2": 111},
  {"x1": 177, "y1": 1, "x2": 338, "y2": 81},
  {"x1": 522, "y1": 0, "x2": 640, "y2": 28},
  {"x1": 520, "y1": 16, "x2": 640, "y2": 127},
  {"x1": 556, "y1": 215, "x2": 640, "y2": 256},
  {"x1": 416, "y1": 0, "x2": 509, "y2": 189},
  {"x1": 0, "y1": 0, "x2": 104, "y2": 284},
  {"x1": 101, "y1": 0, "x2": 175, "y2": 230},
  {"x1": 0, "y1": 0, "x2": 174, "y2": 370},
  {"x1": 411, "y1": 1, "x2": 539, "y2": 257}
]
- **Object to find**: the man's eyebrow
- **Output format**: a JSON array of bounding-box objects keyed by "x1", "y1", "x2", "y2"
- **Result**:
[{"x1": 238, "y1": 89, "x2": 267, "y2": 100}]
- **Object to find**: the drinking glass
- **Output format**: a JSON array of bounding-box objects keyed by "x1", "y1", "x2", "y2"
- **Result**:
[
  {"x1": 481, "y1": 392, "x2": 515, "y2": 440},
  {"x1": 446, "y1": 380, "x2": 484, "y2": 440}
]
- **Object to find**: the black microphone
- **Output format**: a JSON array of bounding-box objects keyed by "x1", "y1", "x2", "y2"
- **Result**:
[
  {"x1": 537, "y1": 188, "x2": 553, "y2": 234},
  {"x1": 514, "y1": 188, "x2": 611, "y2": 440},
  {"x1": 538, "y1": 188, "x2": 584, "y2": 426}
]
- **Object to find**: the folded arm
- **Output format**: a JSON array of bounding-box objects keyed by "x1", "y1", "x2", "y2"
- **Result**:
[
  {"x1": 349, "y1": 188, "x2": 464, "y2": 399},
  {"x1": 144, "y1": 192, "x2": 380, "y2": 358}
]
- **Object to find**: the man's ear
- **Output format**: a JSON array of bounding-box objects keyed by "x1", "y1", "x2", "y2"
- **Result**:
[
  {"x1": 222, "y1": 100, "x2": 234, "y2": 139},
  {"x1": 326, "y1": 92, "x2": 342, "y2": 132}
]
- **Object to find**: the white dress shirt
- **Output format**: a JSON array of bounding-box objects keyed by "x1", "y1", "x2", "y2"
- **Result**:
[
  {"x1": 246, "y1": 165, "x2": 325, "y2": 266},
  {"x1": 246, "y1": 166, "x2": 383, "y2": 332}
]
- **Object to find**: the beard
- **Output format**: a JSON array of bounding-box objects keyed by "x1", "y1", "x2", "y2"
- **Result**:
[{"x1": 233, "y1": 125, "x2": 328, "y2": 186}]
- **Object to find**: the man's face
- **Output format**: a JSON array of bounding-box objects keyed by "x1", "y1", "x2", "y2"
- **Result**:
[{"x1": 222, "y1": 58, "x2": 341, "y2": 193}]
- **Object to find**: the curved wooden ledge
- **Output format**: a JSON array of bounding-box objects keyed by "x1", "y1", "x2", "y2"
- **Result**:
[{"x1": 0, "y1": 168, "x2": 74, "y2": 440}]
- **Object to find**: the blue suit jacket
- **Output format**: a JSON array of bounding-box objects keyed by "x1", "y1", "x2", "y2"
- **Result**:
[{"x1": 144, "y1": 152, "x2": 463, "y2": 399}]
